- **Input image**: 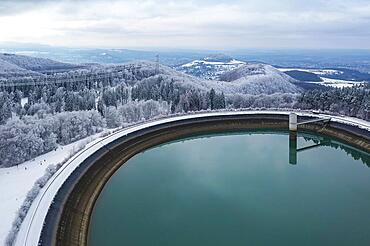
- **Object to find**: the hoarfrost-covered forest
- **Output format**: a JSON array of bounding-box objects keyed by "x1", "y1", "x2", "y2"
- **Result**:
[{"x1": 0, "y1": 54, "x2": 369, "y2": 167}]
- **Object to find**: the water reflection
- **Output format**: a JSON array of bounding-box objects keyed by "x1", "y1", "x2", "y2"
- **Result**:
[
  {"x1": 289, "y1": 132, "x2": 297, "y2": 165},
  {"x1": 91, "y1": 131, "x2": 370, "y2": 246},
  {"x1": 289, "y1": 132, "x2": 370, "y2": 166},
  {"x1": 89, "y1": 130, "x2": 370, "y2": 246}
]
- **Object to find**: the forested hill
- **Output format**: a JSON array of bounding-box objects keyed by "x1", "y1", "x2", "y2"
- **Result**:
[
  {"x1": 0, "y1": 56, "x2": 301, "y2": 96},
  {"x1": 0, "y1": 53, "x2": 83, "y2": 78},
  {"x1": 219, "y1": 64, "x2": 300, "y2": 94},
  {"x1": 0, "y1": 54, "x2": 369, "y2": 168}
]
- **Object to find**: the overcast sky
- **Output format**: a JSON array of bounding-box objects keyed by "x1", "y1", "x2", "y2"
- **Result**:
[{"x1": 0, "y1": 0, "x2": 370, "y2": 50}]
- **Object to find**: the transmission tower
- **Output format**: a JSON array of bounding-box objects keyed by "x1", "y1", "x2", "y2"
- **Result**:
[{"x1": 155, "y1": 54, "x2": 160, "y2": 74}]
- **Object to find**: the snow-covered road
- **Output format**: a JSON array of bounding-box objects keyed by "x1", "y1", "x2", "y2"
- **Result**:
[{"x1": 1, "y1": 110, "x2": 369, "y2": 246}]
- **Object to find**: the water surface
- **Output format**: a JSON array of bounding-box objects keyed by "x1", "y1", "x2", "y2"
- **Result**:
[{"x1": 90, "y1": 131, "x2": 370, "y2": 246}]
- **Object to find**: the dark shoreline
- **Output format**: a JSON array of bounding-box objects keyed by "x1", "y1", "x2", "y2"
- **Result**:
[{"x1": 39, "y1": 114, "x2": 370, "y2": 246}]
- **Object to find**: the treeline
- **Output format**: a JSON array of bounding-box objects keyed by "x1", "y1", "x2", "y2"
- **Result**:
[
  {"x1": 103, "y1": 100, "x2": 170, "y2": 128},
  {"x1": 228, "y1": 93, "x2": 296, "y2": 109},
  {"x1": 0, "y1": 74, "x2": 226, "y2": 124},
  {"x1": 131, "y1": 76, "x2": 226, "y2": 112},
  {"x1": 0, "y1": 110, "x2": 104, "y2": 167},
  {"x1": 0, "y1": 61, "x2": 162, "y2": 124},
  {"x1": 0, "y1": 62, "x2": 158, "y2": 87},
  {"x1": 0, "y1": 84, "x2": 129, "y2": 124},
  {"x1": 0, "y1": 99, "x2": 171, "y2": 167},
  {"x1": 295, "y1": 84, "x2": 370, "y2": 120}
]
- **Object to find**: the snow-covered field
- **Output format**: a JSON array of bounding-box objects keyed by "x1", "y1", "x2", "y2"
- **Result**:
[
  {"x1": 0, "y1": 111, "x2": 369, "y2": 246},
  {"x1": 318, "y1": 77, "x2": 363, "y2": 88},
  {"x1": 181, "y1": 59, "x2": 245, "y2": 68},
  {"x1": 276, "y1": 67, "x2": 364, "y2": 88},
  {"x1": 178, "y1": 59, "x2": 246, "y2": 80}
]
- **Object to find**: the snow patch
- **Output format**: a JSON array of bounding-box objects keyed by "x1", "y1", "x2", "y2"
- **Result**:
[
  {"x1": 181, "y1": 59, "x2": 245, "y2": 68},
  {"x1": 318, "y1": 77, "x2": 364, "y2": 88},
  {"x1": 276, "y1": 67, "x2": 364, "y2": 88},
  {"x1": 20, "y1": 98, "x2": 28, "y2": 107}
]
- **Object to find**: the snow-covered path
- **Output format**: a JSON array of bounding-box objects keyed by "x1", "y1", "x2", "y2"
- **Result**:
[{"x1": 1, "y1": 110, "x2": 368, "y2": 246}]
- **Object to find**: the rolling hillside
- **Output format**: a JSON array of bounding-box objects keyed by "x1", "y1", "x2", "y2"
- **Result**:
[
  {"x1": 0, "y1": 53, "x2": 83, "y2": 78},
  {"x1": 218, "y1": 63, "x2": 301, "y2": 94},
  {"x1": 0, "y1": 53, "x2": 301, "y2": 95}
]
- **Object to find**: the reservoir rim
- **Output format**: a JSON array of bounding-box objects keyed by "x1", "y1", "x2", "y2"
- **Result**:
[{"x1": 39, "y1": 113, "x2": 370, "y2": 246}]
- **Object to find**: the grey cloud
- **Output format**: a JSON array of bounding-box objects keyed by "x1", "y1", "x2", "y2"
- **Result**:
[
  {"x1": 0, "y1": 0, "x2": 90, "y2": 15},
  {"x1": 1, "y1": 0, "x2": 370, "y2": 49},
  {"x1": 0, "y1": 0, "x2": 53, "y2": 15}
]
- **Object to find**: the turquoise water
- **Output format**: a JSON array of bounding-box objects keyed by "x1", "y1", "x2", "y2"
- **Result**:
[{"x1": 89, "y1": 131, "x2": 370, "y2": 246}]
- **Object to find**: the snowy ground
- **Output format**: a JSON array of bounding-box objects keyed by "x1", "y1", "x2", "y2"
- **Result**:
[
  {"x1": 0, "y1": 111, "x2": 369, "y2": 246},
  {"x1": 317, "y1": 77, "x2": 363, "y2": 88},
  {"x1": 276, "y1": 67, "x2": 365, "y2": 88},
  {"x1": 181, "y1": 59, "x2": 245, "y2": 68},
  {"x1": 0, "y1": 132, "x2": 108, "y2": 246}
]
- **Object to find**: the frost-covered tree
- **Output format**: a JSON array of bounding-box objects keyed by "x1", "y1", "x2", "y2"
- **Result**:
[
  {"x1": 294, "y1": 84, "x2": 370, "y2": 120},
  {"x1": 117, "y1": 100, "x2": 170, "y2": 123},
  {"x1": 0, "y1": 92, "x2": 13, "y2": 124},
  {"x1": 0, "y1": 110, "x2": 105, "y2": 167},
  {"x1": 104, "y1": 106, "x2": 121, "y2": 128}
]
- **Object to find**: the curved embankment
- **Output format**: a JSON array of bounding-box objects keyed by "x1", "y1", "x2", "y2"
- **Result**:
[{"x1": 15, "y1": 111, "x2": 370, "y2": 246}]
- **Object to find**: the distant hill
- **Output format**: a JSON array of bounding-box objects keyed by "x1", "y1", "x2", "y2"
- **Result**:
[
  {"x1": 176, "y1": 55, "x2": 301, "y2": 94},
  {"x1": 132, "y1": 61, "x2": 301, "y2": 95},
  {"x1": 0, "y1": 53, "x2": 301, "y2": 95},
  {"x1": 204, "y1": 54, "x2": 234, "y2": 62},
  {"x1": 218, "y1": 64, "x2": 301, "y2": 94},
  {"x1": 176, "y1": 54, "x2": 246, "y2": 80},
  {"x1": 219, "y1": 63, "x2": 268, "y2": 81},
  {"x1": 0, "y1": 53, "x2": 83, "y2": 78},
  {"x1": 0, "y1": 56, "x2": 42, "y2": 78},
  {"x1": 0, "y1": 58, "x2": 39, "y2": 75}
]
